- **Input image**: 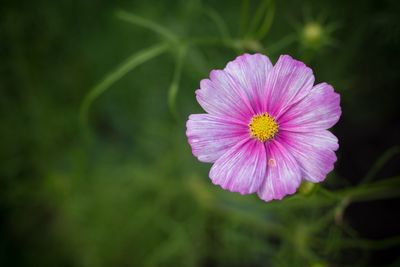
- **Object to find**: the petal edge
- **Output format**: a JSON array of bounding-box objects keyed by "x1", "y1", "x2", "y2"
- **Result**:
[{"x1": 210, "y1": 138, "x2": 267, "y2": 194}]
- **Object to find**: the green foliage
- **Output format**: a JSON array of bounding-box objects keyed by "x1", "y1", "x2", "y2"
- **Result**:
[{"x1": 1, "y1": 0, "x2": 400, "y2": 267}]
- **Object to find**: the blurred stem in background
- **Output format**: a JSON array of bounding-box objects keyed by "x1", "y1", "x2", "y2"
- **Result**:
[
  {"x1": 168, "y1": 45, "x2": 187, "y2": 120},
  {"x1": 80, "y1": 43, "x2": 169, "y2": 131},
  {"x1": 79, "y1": 4, "x2": 400, "y2": 260},
  {"x1": 81, "y1": 0, "x2": 280, "y2": 129},
  {"x1": 4, "y1": 0, "x2": 394, "y2": 266}
]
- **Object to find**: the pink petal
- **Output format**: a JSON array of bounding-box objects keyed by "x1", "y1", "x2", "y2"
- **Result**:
[
  {"x1": 264, "y1": 55, "x2": 315, "y2": 117},
  {"x1": 278, "y1": 83, "x2": 341, "y2": 132},
  {"x1": 196, "y1": 69, "x2": 254, "y2": 122},
  {"x1": 186, "y1": 114, "x2": 249, "y2": 163},
  {"x1": 278, "y1": 130, "x2": 339, "y2": 183},
  {"x1": 209, "y1": 138, "x2": 267, "y2": 194},
  {"x1": 224, "y1": 53, "x2": 273, "y2": 113},
  {"x1": 257, "y1": 140, "x2": 302, "y2": 201}
]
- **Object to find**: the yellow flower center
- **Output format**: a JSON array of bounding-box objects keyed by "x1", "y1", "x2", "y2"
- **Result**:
[{"x1": 249, "y1": 113, "x2": 279, "y2": 142}]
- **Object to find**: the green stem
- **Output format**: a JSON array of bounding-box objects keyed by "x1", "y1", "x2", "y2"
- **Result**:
[
  {"x1": 80, "y1": 43, "x2": 169, "y2": 129},
  {"x1": 168, "y1": 46, "x2": 187, "y2": 119},
  {"x1": 255, "y1": 0, "x2": 275, "y2": 40},
  {"x1": 361, "y1": 146, "x2": 400, "y2": 184},
  {"x1": 317, "y1": 186, "x2": 342, "y2": 200},
  {"x1": 246, "y1": 0, "x2": 269, "y2": 37},
  {"x1": 265, "y1": 34, "x2": 297, "y2": 55},
  {"x1": 339, "y1": 176, "x2": 400, "y2": 202},
  {"x1": 341, "y1": 236, "x2": 400, "y2": 250},
  {"x1": 116, "y1": 10, "x2": 179, "y2": 43},
  {"x1": 202, "y1": 7, "x2": 232, "y2": 41},
  {"x1": 239, "y1": 0, "x2": 249, "y2": 37}
]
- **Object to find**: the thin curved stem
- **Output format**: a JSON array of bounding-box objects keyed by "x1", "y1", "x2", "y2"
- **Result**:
[
  {"x1": 265, "y1": 33, "x2": 297, "y2": 55},
  {"x1": 246, "y1": 0, "x2": 274, "y2": 40},
  {"x1": 116, "y1": 10, "x2": 179, "y2": 43},
  {"x1": 338, "y1": 176, "x2": 400, "y2": 202},
  {"x1": 239, "y1": 0, "x2": 249, "y2": 37},
  {"x1": 255, "y1": 0, "x2": 275, "y2": 40},
  {"x1": 80, "y1": 43, "x2": 169, "y2": 129},
  {"x1": 202, "y1": 6, "x2": 232, "y2": 41},
  {"x1": 361, "y1": 146, "x2": 400, "y2": 184},
  {"x1": 168, "y1": 46, "x2": 187, "y2": 119},
  {"x1": 340, "y1": 236, "x2": 400, "y2": 250}
]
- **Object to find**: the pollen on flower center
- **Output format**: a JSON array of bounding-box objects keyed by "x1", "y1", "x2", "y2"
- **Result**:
[{"x1": 249, "y1": 113, "x2": 279, "y2": 142}]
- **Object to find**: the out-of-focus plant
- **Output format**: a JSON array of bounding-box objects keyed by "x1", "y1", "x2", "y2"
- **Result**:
[
  {"x1": 2, "y1": 0, "x2": 399, "y2": 267},
  {"x1": 80, "y1": 0, "x2": 279, "y2": 126},
  {"x1": 76, "y1": 1, "x2": 400, "y2": 266}
]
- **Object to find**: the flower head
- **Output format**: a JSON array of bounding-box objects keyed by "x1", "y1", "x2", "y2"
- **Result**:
[
  {"x1": 302, "y1": 22, "x2": 323, "y2": 44},
  {"x1": 299, "y1": 20, "x2": 337, "y2": 51},
  {"x1": 186, "y1": 54, "x2": 341, "y2": 201}
]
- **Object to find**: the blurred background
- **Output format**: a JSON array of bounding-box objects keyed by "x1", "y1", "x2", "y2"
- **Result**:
[{"x1": 1, "y1": 0, "x2": 400, "y2": 266}]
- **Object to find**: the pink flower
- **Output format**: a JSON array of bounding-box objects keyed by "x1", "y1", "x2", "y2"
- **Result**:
[{"x1": 186, "y1": 54, "x2": 341, "y2": 201}]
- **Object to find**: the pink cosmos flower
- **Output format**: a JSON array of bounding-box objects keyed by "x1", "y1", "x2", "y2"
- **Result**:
[{"x1": 186, "y1": 54, "x2": 341, "y2": 201}]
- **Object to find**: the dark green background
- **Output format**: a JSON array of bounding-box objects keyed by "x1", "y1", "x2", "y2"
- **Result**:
[{"x1": 1, "y1": 0, "x2": 400, "y2": 266}]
